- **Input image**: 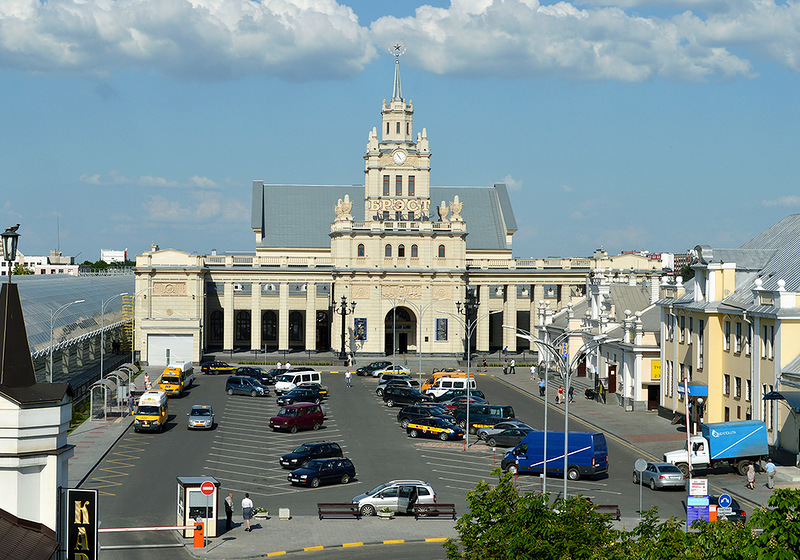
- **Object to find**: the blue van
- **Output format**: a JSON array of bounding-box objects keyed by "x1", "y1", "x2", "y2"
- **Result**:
[{"x1": 501, "y1": 430, "x2": 608, "y2": 481}]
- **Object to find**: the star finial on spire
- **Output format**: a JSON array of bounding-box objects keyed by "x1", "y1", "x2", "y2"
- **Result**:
[{"x1": 388, "y1": 42, "x2": 405, "y2": 101}]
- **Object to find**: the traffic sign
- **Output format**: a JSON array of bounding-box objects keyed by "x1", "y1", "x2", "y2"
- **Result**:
[
  {"x1": 634, "y1": 459, "x2": 647, "y2": 472},
  {"x1": 561, "y1": 342, "x2": 568, "y2": 358},
  {"x1": 718, "y1": 493, "x2": 732, "y2": 508},
  {"x1": 717, "y1": 507, "x2": 733, "y2": 515},
  {"x1": 200, "y1": 481, "x2": 215, "y2": 496}
]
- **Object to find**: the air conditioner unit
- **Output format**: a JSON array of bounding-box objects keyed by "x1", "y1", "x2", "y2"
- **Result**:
[{"x1": 233, "y1": 283, "x2": 244, "y2": 292}]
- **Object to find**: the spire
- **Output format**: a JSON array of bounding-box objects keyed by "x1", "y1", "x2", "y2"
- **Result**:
[{"x1": 389, "y1": 43, "x2": 405, "y2": 102}]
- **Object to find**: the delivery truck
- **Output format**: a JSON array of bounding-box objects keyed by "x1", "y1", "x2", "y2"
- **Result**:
[
  {"x1": 663, "y1": 420, "x2": 768, "y2": 476},
  {"x1": 501, "y1": 430, "x2": 609, "y2": 481}
]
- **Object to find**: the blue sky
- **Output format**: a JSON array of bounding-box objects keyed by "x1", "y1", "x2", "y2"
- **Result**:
[{"x1": 1, "y1": 0, "x2": 799, "y2": 262}]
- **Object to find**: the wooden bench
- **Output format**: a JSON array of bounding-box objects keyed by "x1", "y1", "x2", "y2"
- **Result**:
[
  {"x1": 412, "y1": 503, "x2": 457, "y2": 520},
  {"x1": 593, "y1": 504, "x2": 621, "y2": 520},
  {"x1": 317, "y1": 502, "x2": 361, "y2": 520}
]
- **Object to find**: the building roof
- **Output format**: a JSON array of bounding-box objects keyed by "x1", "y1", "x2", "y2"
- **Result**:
[
  {"x1": 0, "y1": 508, "x2": 58, "y2": 560},
  {"x1": 251, "y1": 182, "x2": 516, "y2": 251}
]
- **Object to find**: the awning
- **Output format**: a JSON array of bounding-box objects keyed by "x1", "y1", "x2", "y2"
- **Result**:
[
  {"x1": 763, "y1": 390, "x2": 800, "y2": 412},
  {"x1": 677, "y1": 383, "x2": 708, "y2": 398}
]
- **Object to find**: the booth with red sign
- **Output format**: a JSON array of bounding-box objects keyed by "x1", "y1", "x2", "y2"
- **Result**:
[{"x1": 176, "y1": 476, "x2": 220, "y2": 538}]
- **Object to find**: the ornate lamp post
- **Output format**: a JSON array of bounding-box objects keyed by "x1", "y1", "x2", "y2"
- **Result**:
[
  {"x1": 100, "y1": 292, "x2": 128, "y2": 377},
  {"x1": 334, "y1": 295, "x2": 356, "y2": 360},
  {"x1": 1, "y1": 224, "x2": 20, "y2": 282},
  {"x1": 50, "y1": 299, "x2": 85, "y2": 383}
]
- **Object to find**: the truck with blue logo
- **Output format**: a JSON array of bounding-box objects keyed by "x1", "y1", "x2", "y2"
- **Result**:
[{"x1": 663, "y1": 420, "x2": 768, "y2": 476}]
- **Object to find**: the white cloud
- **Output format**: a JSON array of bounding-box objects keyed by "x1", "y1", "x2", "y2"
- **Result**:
[
  {"x1": 143, "y1": 191, "x2": 243, "y2": 223},
  {"x1": 80, "y1": 171, "x2": 218, "y2": 189},
  {"x1": 0, "y1": 0, "x2": 375, "y2": 81},
  {"x1": 762, "y1": 195, "x2": 800, "y2": 207},
  {"x1": 560, "y1": 184, "x2": 574, "y2": 192},
  {"x1": 502, "y1": 174, "x2": 523, "y2": 191},
  {"x1": 190, "y1": 175, "x2": 218, "y2": 189},
  {"x1": 139, "y1": 175, "x2": 179, "y2": 188}
]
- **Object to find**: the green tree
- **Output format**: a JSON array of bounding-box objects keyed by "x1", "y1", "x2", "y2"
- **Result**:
[
  {"x1": 12, "y1": 263, "x2": 34, "y2": 275},
  {"x1": 748, "y1": 488, "x2": 800, "y2": 560},
  {"x1": 679, "y1": 263, "x2": 695, "y2": 280}
]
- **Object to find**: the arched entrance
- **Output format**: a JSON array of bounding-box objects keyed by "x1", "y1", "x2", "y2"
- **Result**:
[{"x1": 384, "y1": 307, "x2": 416, "y2": 356}]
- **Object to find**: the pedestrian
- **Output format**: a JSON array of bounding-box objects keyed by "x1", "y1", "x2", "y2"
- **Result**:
[
  {"x1": 482, "y1": 357, "x2": 488, "y2": 373},
  {"x1": 530, "y1": 364, "x2": 536, "y2": 380},
  {"x1": 127, "y1": 393, "x2": 136, "y2": 415},
  {"x1": 345, "y1": 370, "x2": 352, "y2": 388},
  {"x1": 502, "y1": 346, "x2": 508, "y2": 358},
  {"x1": 746, "y1": 463, "x2": 756, "y2": 489},
  {"x1": 241, "y1": 493, "x2": 254, "y2": 531},
  {"x1": 556, "y1": 386, "x2": 564, "y2": 404},
  {"x1": 568, "y1": 385, "x2": 574, "y2": 403},
  {"x1": 276, "y1": 361, "x2": 282, "y2": 370},
  {"x1": 143, "y1": 373, "x2": 151, "y2": 391},
  {"x1": 502, "y1": 360, "x2": 508, "y2": 375},
  {"x1": 765, "y1": 458, "x2": 776, "y2": 489},
  {"x1": 285, "y1": 361, "x2": 291, "y2": 370},
  {"x1": 225, "y1": 492, "x2": 234, "y2": 531},
  {"x1": 538, "y1": 379, "x2": 546, "y2": 397},
  {"x1": 509, "y1": 358, "x2": 516, "y2": 375}
]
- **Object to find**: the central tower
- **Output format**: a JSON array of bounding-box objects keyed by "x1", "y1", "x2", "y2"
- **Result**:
[{"x1": 364, "y1": 44, "x2": 431, "y2": 221}]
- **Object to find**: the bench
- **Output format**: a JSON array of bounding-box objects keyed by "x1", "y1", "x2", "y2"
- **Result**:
[
  {"x1": 317, "y1": 502, "x2": 361, "y2": 520},
  {"x1": 412, "y1": 503, "x2": 457, "y2": 520},
  {"x1": 593, "y1": 504, "x2": 621, "y2": 520}
]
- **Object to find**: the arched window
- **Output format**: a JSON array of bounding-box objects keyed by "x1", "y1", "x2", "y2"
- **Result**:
[
  {"x1": 398, "y1": 244, "x2": 405, "y2": 258},
  {"x1": 438, "y1": 244, "x2": 446, "y2": 258},
  {"x1": 357, "y1": 244, "x2": 365, "y2": 257},
  {"x1": 411, "y1": 244, "x2": 418, "y2": 258},
  {"x1": 235, "y1": 311, "x2": 251, "y2": 342},
  {"x1": 262, "y1": 311, "x2": 277, "y2": 342},
  {"x1": 385, "y1": 244, "x2": 392, "y2": 258},
  {"x1": 289, "y1": 311, "x2": 304, "y2": 343},
  {"x1": 210, "y1": 310, "x2": 223, "y2": 341}
]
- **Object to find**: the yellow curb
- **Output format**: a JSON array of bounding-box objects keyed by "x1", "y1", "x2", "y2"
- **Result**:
[
  {"x1": 425, "y1": 538, "x2": 448, "y2": 542},
  {"x1": 266, "y1": 551, "x2": 287, "y2": 557},
  {"x1": 383, "y1": 539, "x2": 405, "y2": 544},
  {"x1": 343, "y1": 542, "x2": 364, "y2": 547},
  {"x1": 303, "y1": 546, "x2": 324, "y2": 551}
]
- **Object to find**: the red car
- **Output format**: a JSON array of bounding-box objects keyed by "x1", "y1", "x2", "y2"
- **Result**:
[{"x1": 269, "y1": 403, "x2": 325, "y2": 433}]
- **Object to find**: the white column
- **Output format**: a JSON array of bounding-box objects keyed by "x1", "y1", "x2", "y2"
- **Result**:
[
  {"x1": 223, "y1": 282, "x2": 234, "y2": 352},
  {"x1": 503, "y1": 284, "x2": 517, "y2": 350},
  {"x1": 251, "y1": 282, "x2": 262, "y2": 352},
  {"x1": 476, "y1": 284, "x2": 490, "y2": 353},
  {"x1": 305, "y1": 283, "x2": 317, "y2": 351},
  {"x1": 278, "y1": 282, "x2": 289, "y2": 351}
]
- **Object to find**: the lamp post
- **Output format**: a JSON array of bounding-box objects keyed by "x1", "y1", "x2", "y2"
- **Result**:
[
  {"x1": 49, "y1": 299, "x2": 85, "y2": 383},
  {"x1": 334, "y1": 295, "x2": 356, "y2": 360},
  {"x1": 131, "y1": 286, "x2": 154, "y2": 365},
  {"x1": 100, "y1": 292, "x2": 128, "y2": 378},
  {"x1": 395, "y1": 296, "x2": 444, "y2": 381},
  {"x1": 1, "y1": 225, "x2": 20, "y2": 283}
]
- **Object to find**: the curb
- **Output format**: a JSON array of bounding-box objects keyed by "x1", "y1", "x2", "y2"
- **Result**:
[
  {"x1": 75, "y1": 416, "x2": 135, "y2": 488},
  {"x1": 183, "y1": 536, "x2": 450, "y2": 558}
]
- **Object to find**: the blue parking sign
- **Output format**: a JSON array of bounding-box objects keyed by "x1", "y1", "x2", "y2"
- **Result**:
[{"x1": 718, "y1": 494, "x2": 732, "y2": 508}]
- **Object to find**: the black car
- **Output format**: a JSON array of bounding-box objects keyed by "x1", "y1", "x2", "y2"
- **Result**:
[
  {"x1": 432, "y1": 389, "x2": 486, "y2": 403},
  {"x1": 263, "y1": 368, "x2": 284, "y2": 383},
  {"x1": 484, "y1": 427, "x2": 533, "y2": 448},
  {"x1": 236, "y1": 367, "x2": 274, "y2": 385},
  {"x1": 280, "y1": 442, "x2": 343, "y2": 469},
  {"x1": 396, "y1": 404, "x2": 456, "y2": 428},
  {"x1": 383, "y1": 386, "x2": 433, "y2": 407},
  {"x1": 356, "y1": 361, "x2": 392, "y2": 377},
  {"x1": 406, "y1": 417, "x2": 464, "y2": 441},
  {"x1": 277, "y1": 388, "x2": 323, "y2": 405},
  {"x1": 288, "y1": 457, "x2": 356, "y2": 488},
  {"x1": 709, "y1": 495, "x2": 747, "y2": 524}
]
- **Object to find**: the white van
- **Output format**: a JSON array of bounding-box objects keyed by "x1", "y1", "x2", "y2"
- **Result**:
[
  {"x1": 158, "y1": 360, "x2": 195, "y2": 397},
  {"x1": 424, "y1": 376, "x2": 478, "y2": 398},
  {"x1": 274, "y1": 369, "x2": 322, "y2": 395}
]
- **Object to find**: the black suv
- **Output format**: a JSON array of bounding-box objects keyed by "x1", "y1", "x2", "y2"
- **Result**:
[
  {"x1": 356, "y1": 361, "x2": 392, "y2": 377},
  {"x1": 383, "y1": 386, "x2": 433, "y2": 408},
  {"x1": 396, "y1": 404, "x2": 456, "y2": 428},
  {"x1": 432, "y1": 389, "x2": 486, "y2": 403},
  {"x1": 276, "y1": 387, "x2": 323, "y2": 406},
  {"x1": 236, "y1": 367, "x2": 274, "y2": 385},
  {"x1": 280, "y1": 441, "x2": 343, "y2": 469}
]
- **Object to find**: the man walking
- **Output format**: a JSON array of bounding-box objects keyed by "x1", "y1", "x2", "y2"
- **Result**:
[
  {"x1": 538, "y1": 378, "x2": 546, "y2": 397},
  {"x1": 765, "y1": 458, "x2": 776, "y2": 489},
  {"x1": 345, "y1": 370, "x2": 352, "y2": 388},
  {"x1": 225, "y1": 492, "x2": 234, "y2": 531},
  {"x1": 509, "y1": 358, "x2": 516, "y2": 375},
  {"x1": 127, "y1": 393, "x2": 136, "y2": 415}
]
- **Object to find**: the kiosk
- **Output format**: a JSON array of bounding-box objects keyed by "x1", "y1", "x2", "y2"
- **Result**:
[{"x1": 177, "y1": 476, "x2": 220, "y2": 538}]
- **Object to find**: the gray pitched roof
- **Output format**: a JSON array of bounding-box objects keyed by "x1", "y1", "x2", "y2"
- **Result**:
[{"x1": 740, "y1": 213, "x2": 800, "y2": 250}]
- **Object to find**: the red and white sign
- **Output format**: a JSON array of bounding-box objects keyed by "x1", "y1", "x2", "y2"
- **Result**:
[
  {"x1": 200, "y1": 481, "x2": 215, "y2": 496},
  {"x1": 689, "y1": 478, "x2": 708, "y2": 497}
]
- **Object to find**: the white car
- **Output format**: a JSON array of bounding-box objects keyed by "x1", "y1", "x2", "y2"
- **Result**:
[
  {"x1": 371, "y1": 364, "x2": 412, "y2": 378},
  {"x1": 476, "y1": 420, "x2": 532, "y2": 441},
  {"x1": 351, "y1": 480, "x2": 436, "y2": 516}
]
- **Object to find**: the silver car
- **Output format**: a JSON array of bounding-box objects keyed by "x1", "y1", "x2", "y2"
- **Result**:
[
  {"x1": 632, "y1": 461, "x2": 686, "y2": 490},
  {"x1": 351, "y1": 480, "x2": 435, "y2": 516},
  {"x1": 187, "y1": 405, "x2": 214, "y2": 430},
  {"x1": 476, "y1": 420, "x2": 532, "y2": 441}
]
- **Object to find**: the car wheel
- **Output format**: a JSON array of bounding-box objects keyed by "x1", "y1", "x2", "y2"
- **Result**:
[
  {"x1": 409, "y1": 429, "x2": 418, "y2": 438},
  {"x1": 312, "y1": 423, "x2": 320, "y2": 431},
  {"x1": 251, "y1": 390, "x2": 258, "y2": 397},
  {"x1": 340, "y1": 473, "x2": 350, "y2": 484},
  {"x1": 290, "y1": 425, "x2": 298, "y2": 434},
  {"x1": 386, "y1": 399, "x2": 394, "y2": 407},
  {"x1": 360, "y1": 505, "x2": 376, "y2": 517},
  {"x1": 632, "y1": 473, "x2": 639, "y2": 484},
  {"x1": 508, "y1": 463, "x2": 519, "y2": 475},
  {"x1": 377, "y1": 389, "x2": 384, "y2": 396},
  {"x1": 311, "y1": 477, "x2": 320, "y2": 488},
  {"x1": 226, "y1": 388, "x2": 233, "y2": 396},
  {"x1": 567, "y1": 467, "x2": 580, "y2": 481},
  {"x1": 400, "y1": 418, "x2": 410, "y2": 429},
  {"x1": 487, "y1": 438, "x2": 497, "y2": 447},
  {"x1": 650, "y1": 478, "x2": 656, "y2": 491},
  {"x1": 439, "y1": 432, "x2": 448, "y2": 441}
]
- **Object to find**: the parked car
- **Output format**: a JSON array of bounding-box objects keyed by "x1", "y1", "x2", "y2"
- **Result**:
[
  {"x1": 351, "y1": 480, "x2": 436, "y2": 516},
  {"x1": 438, "y1": 395, "x2": 489, "y2": 409},
  {"x1": 288, "y1": 457, "x2": 356, "y2": 488},
  {"x1": 396, "y1": 404, "x2": 455, "y2": 428},
  {"x1": 477, "y1": 420, "x2": 532, "y2": 441},
  {"x1": 376, "y1": 378, "x2": 419, "y2": 397},
  {"x1": 225, "y1": 376, "x2": 270, "y2": 397},
  {"x1": 280, "y1": 442, "x2": 343, "y2": 469},
  {"x1": 407, "y1": 417, "x2": 464, "y2": 441},
  {"x1": 277, "y1": 387, "x2": 323, "y2": 406},
  {"x1": 269, "y1": 403, "x2": 325, "y2": 433},
  {"x1": 371, "y1": 364, "x2": 412, "y2": 378},
  {"x1": 709, "y1": 495, "x2": 747, "y2": 524},
  {"x1": 297, "y1": 381, "x2": 328, "y2": 398},
  {"x1": 632, "y1": 462, "x2": 687, "y2": 491},
  {"x1": 377, "y1": 372, "x2": 412, "y2": 385},
  {"x1": 383, "y1": 386, "x2": 433, "y2": 407},
  {"x1": 202, "y1": 361, "x2": 237, "y2": 375},
  {"x1": 485, "y1": 427, "x2": 534, "y2": 448},
  {"x1": 432, "y1": 388, "x2": 486, "y2": 403},
  {"x1": 262, "y1": 368, "x2": 284, "y2": 384},
  {"x1": 186, "y1": 405, "x2": 214, "y2": 430},
  {"x1": 235, "y1": 367, "x2": 274, "y2": 385},
  {"x1": 356, "y1": 361, "x2": 392, "y2": 377}
]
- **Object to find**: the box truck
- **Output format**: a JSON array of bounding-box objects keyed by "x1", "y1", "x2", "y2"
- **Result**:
[
  {"x1": 662, "y1": 420, "x2": 768, "y2": 476},
  {"x1": 501, "y1": 430, "x2": 609, "y2": 481}
]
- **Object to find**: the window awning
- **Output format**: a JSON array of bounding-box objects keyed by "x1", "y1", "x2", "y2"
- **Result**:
[
  {"x1": 676, "y1": 383, "x2": 708, "y2": 398},
  {"x1": 763, "y1": 390, "x2": 800, "y2": 412}
]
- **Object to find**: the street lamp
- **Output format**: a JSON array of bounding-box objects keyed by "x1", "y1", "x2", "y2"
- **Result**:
[
  {"x1": 131, "y1": 286, "x2": 154, "y2": 365},
  {"x1": 333, "y1": 295, "x2": 356, "y2": 360},
  {"x1": 396, "y1": 296, "x2": 444, "y2": 382},
  {"x1": 100, "y1": 292, "x2": 128, "y2": 377},
  {"x1": 1, "y1": 224, "x2": 20, "y2": 283},
  {"x1": 49, "y1": 299, "x2": 85, "y2": 383}
]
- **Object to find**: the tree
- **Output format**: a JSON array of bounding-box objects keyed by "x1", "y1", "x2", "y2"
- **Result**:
[
  {"x1": 12, "y1": 263, "x2": 34, "y2": 275},
  {"x1": 679, "y1": 264, "x2": 695, "y2": 280}
]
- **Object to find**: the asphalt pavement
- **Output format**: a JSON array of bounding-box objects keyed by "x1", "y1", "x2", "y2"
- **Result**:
[{"x1": 68, "y1": 356, "x2": 800, "y2": 558}]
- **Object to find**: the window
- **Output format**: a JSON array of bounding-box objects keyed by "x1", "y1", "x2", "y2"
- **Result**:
[
  {"x1": 289, "y1": 312, "x2": 304, "y2": 343},
  {"x1": 724, "y1": 321, "x2": 731, "y2": 351},
  {"x1": 734, "y1": 377, "x2": 742, "y2": 399},
  {"x1": 679, "y1": 316, "x2": 685, "y2": 343},
  {"x1": 398, "y1": 244, "x2": 405, "y2": 258},
  {"x1": 235, "y1": 311, "x2": 251, "y2": 342},
  {"x1": 383, "y1": 175, "x2": 390, "y2": 196},
  {"x1": 357, "y1": 244, "x2": 365, "y2": 257},
  {"x1": 688, "y1": 317, "x2": 693, "y2": 344},
  {"x1": 408, "y1": 211, "x2": 414, "y2": 221},
  {"x1": 438, "y1": 245, "x2": 446, "y2": 258},
  {"x1": 688, "y1": 365, "x2": 693, "y2": 382},
  {"x1": 386, "y1": 122, "x2": 389, "y2": 134},
  {"x1": 746, "y1": 379, "x2": 752, "y2": 402},
  {"x1": 724, "y1": 407, "x2": 730, "y2": 422},
  {"x1": 763, "y1": 384, "x2": 774, "y2": 430},
  {"x1": 396, "y1": 175, "x2": 402, "y2": 196},
  {"x1": 408, "y1": 175, "x2": 415, "y2": 196},
  {"x1": 262, "y1": 310, "x2": 277, "y2": 342},
  {"x1": 406, "y1": 122, "x2": 410, "y2": 135},
  {"x1": 411, "y1": 244, "x2": 418, "y2": 258},
  {"x1": 697, "y1": 319, "x2": 704, "y2": 370},
  {"x1": 385, "y1": 244, "x2": 392, "y2": 258},
  {"x1": 746, "y1": 323, "x2": 752, "y2": 355},
  {"x1": 768, "y1": 325, "x2": 775, "y2": 359},
  {"x1": 210, "y1": 310, "x2": 224, "y2": 341},
  {"x1": 723, "y1": 374, "x2": 730, "y2": 395},
  {"x1": 734, "y1": 322, "x2": 742, "y2": 353},
  {"x1": 396, "y1": 122, "x2": 400, "y2": 133},
  {"x1": 382, "y1": 211, "x2": 389, "y2": 220}
]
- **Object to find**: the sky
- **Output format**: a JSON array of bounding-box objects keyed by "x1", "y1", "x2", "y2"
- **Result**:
[{"x1": 1, "y1": 0, "x2": 800, "y2": 262}]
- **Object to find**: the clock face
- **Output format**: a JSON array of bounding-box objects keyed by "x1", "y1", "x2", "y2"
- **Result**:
[{"x1": 393, "y1": 150, "x2": 406, "y2": 164}]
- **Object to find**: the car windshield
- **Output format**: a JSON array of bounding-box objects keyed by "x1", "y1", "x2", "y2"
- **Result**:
[
  {"x1": 293, "y1": 444, "x2": 314, "y2": 453},
  {"x1": 161, "y1": 376, "x2": 180, "y2": 384},
  {"x1": 137, "y1": 406, "x2": 160, "y2": 415},
  {"x1": 278, "y1": 407, "x2": 298, "y2": 416},
  {"x1": 305, "y1": 459, "x2": 326, "y2": 470},
  {"x1": 191, "y1": 409, "x2": 211, "y2": 416},
  {"x1": 276, "y1": 374, "x2": 294, "y2": 382},
  {"x1": 367, "y1": 483, "x2": 390, "y2": 495}
]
